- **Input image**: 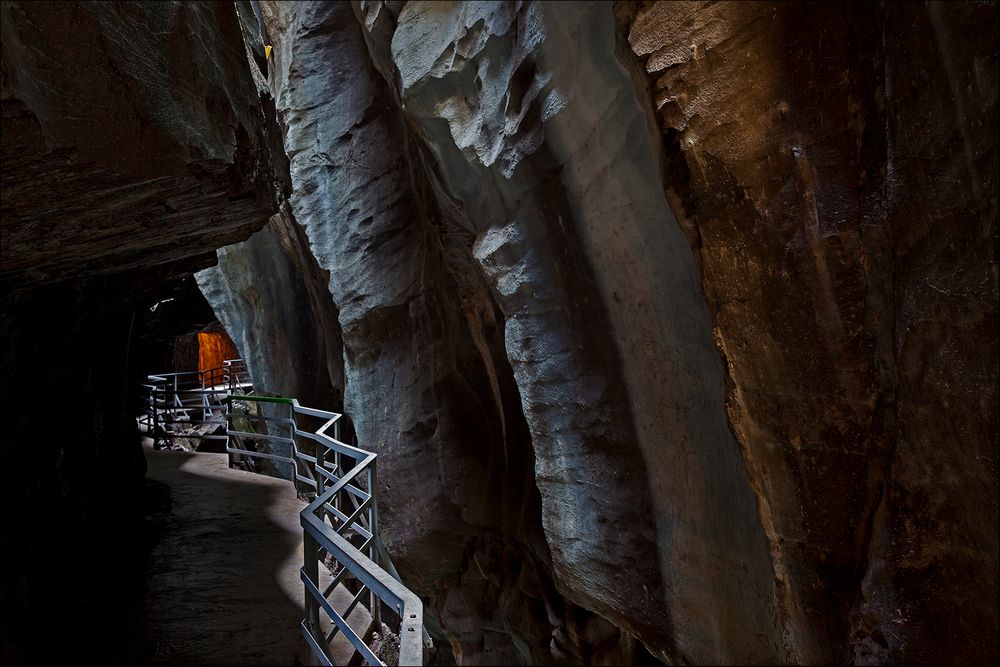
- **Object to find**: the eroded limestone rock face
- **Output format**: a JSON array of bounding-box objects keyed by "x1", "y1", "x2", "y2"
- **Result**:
[
  {"x1": 195, "y1": 205, "x2": 343, "y2": 407},
  {"x1": 197, "y1": 1, "x2": 997, "y2": 664},
  {"x1": 377, "y1": 2, "x2": 782, "y2": 663},
  {"x1": 254, "y1": 3, "x2": 569, "y2": 663}
]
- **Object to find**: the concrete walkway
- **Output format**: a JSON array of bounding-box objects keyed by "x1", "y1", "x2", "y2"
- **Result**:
[{"x1": 141, "y1": 445, "x2": 311, "y2": 665}]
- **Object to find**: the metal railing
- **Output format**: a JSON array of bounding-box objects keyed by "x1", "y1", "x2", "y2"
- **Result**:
[
  {"x1": 141, "y1": 359, "x2": 249, "y2": 449},
  {"x1": 140, "y1": 358, "x2": 423, "y2": 665},
  {"x1": 226, "y1": 394, "x2": 423, "y2": 666}
]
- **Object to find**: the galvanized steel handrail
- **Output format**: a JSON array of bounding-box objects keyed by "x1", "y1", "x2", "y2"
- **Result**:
[{"x1": 225, "y1": 394, "x2": 423, "y2": 666}]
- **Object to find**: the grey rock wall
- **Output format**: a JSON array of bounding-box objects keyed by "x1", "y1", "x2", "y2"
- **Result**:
[
  {"x1": 195, "y1": 205, "x2": 343, "y2": 407},
  {"x1": 254, "y1": 3, "x2": 566, "y2": 662},
  {"x1": 377, "y1": 1, "x2": 781, "y2": 662}
]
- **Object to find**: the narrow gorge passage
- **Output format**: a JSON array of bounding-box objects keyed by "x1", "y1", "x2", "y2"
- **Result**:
[{"x1": 2, "y1": 1, "x2": 997, "y2": 666}]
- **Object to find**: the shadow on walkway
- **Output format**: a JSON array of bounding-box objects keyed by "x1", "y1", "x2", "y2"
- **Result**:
[{"x1": 133, "y1": 446, "x2": 309, "y2": 665}]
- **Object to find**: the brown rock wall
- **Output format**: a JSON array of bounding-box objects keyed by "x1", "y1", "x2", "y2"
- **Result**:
[{"x1": 626, "y1": 1, "x2": 998, "y2": 662}]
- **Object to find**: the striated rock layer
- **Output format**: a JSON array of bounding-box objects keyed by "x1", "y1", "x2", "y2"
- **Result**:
[
  {"x1": 258, "y1": 3, "x2": 569, "y2": 662},
  {"x1": 372, "y1": 1, "x2": 780, "y2": 662},
  {"x1": 1, "y1": 0, "x2": 285, "y2": 286},
  {"x1": 192, "y1": 1, "x2": 997, "y2": 665}
]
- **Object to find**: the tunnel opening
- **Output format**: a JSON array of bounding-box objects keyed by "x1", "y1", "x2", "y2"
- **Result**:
[
  {"x1": 134, "y1": 276, "x2": 247, "y2": 458},
  {"x1": 131, "y1": 276, "x2": 234, "y2": 383}
]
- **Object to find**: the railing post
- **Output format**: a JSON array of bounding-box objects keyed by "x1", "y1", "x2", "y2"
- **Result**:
[
  {"x1": 368, "y1": 461, "x2": 379, "y2": 562},
  {"x1": 172, "y1": 375, "x2": 179, "y2": 428},
  {"x1": 226, "y1": 396, "x2": 233, "y2": 469},
  {"x1": 302, "y1": 530, "x2": 330, "y2": 664},
  {"x1": 288, "y1": 402, "x2": 296, "y2": 494},
  {"x1": 315, "y1": 428, "x2": 326, "y2": 499},
  {"x1": 369, "y1": 459, "x2": 382, "y2": 630},
  {"x1": 151, "y1": 384, "x2": 160, "y2": 449},
  {"x1": 334, "y1": 450, "x2": 342, "y2": 516},
  {"x1": 159, "y1": 385, "x2": 164, "y2": 434},
  {"x1": 334, "y1": 419, "x2": 342, "y2": 515}
]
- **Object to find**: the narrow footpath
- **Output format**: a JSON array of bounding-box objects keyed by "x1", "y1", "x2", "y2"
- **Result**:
[{"x1": 140, "y1": 444, "x2": 311, "y2": 664}]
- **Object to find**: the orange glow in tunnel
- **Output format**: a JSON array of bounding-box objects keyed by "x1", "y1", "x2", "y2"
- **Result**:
[{"x1": 197, "y1": 330, "x2": 239, "y2": 374}]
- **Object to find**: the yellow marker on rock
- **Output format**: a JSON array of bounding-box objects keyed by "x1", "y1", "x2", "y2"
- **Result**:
[{"x1": 264, "y1": 45, "x2": 272, "y2": 59}]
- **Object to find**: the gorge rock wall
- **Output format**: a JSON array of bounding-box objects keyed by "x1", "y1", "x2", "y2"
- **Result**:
[
  {"x1": 627, "y1": 1, "x2": 999, "y2": 663},
  {"x1": 373, "y1": 2, "x2": 782, "y2": 662},
  {"x1": 195, "y1": 205, "x2": 344, "y2": 407},
  {"x1": 259, "y1": 3, "x2": 570, "y2": 662},
  {"x1": 191, "y1": 1, "x2": 997, "y2": 665}
]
